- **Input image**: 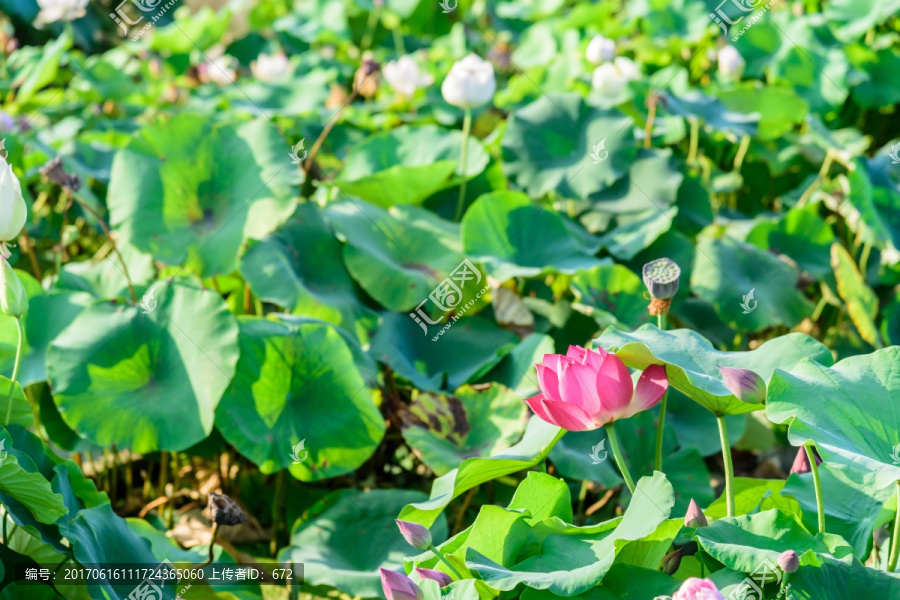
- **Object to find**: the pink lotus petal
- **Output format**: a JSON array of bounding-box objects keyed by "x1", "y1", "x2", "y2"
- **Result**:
[
  {"x1": 525, "y1": 393, "x2": 553, "y2": 423},
  {"x1": 625, "y1": 364, "x2": 669, "y2": 417},
  {"x1": 595, "y1": 353, "x2": 633, "y2": 416},
  {"x1": 540, "y1": 398, "x2": 598, "y2": 431},
  {"x1": 566, "y1": 345, "x2": 606, "y2": 368},
  {"x1": 559, "y1": 362, "x2": 603, "y2": 414},
  {"x1": 536, "y1": 364, "x2": 562, "y2": 402}
]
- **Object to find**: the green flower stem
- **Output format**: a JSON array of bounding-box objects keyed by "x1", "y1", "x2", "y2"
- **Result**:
[
  {"x1": 429, "y1": 544, "x2": 464, "y2": 580},
  {"x1": 804, "y1": 444, "x2": 825, "y2": 534},
  {"x1": 654, "y1": 392, "x2": 668, "y2": 472},
  {"x1": 3, "y1": 316, "x2": 24, "y2": 426},
  {"x1": 889, "y1": 481, "x2": 900, "y2": 572},
  {"x1": 604, "y1": 422, "x2": 635, "y2": 493},
  {"x1": 716, "y1": 415, "x2": 735, "y2": 517},
  {"x1": 454, "y1": 109, "x2": 473, "y2": 222}
]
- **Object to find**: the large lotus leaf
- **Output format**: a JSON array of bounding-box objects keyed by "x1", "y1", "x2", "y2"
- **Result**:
[
  {"x1": 401, "y1": 384, "x2": 528, "y2": 477},
  {"x1": 278, "y1": 489, "x2": 448, "y2": 598},
  {"x1": 325, "y1": 200, "x2": 473, "y2": 312},
  {"x1": 108, "y1": 115, "x2": 299, "y2": 277},
  {"x1": 595, "y1": 325, "x2": 833, "y2": 415},
  {"x1": 465, "y1": 472, "x2": 674, "y2": 594},
  {"x1": 46, "y1": 280, "x2": 239, "y2": 452},
  {"x1": 521, "y1": 563, "x2": 679, "y2": 600},
  {"x1": 215, "y1": 317, "x2": 384, "y2": 481},
  {"x1": 596, "y1": 207, "x2": 677, "y2": 260},
  {"x1": 399, "y1": 417, "x2": 565, "y2": 528},
  {"x1": 767, "y1": 347, "x2": 900, "y2": 491},
  {"x1": 841, "y1": 159, "x2": 900, "y2": 252},
  {"x1": 240, "y1": 203, "x2": 375, "y2": 337},
  {"x1": 462, "y1": 191, "x2": 606, "y2": 281},
  {"x1": 0, "y1": 376, "x2": 31, "y2": 428},
  {"x1": 480, "y1": 333, "x2": 554, "y2": 398},
  {"x1": 57, "y1": 244, "x2": 156, "y2": 301},
  {"x1": 825, "y1": 0, "x2": 900, "y2": 41},
  {"x1": 696, "y1": 509, "x2": 850, "y2": 574},
  {"x1": 847, "y1": 46, "x2": 900, "y2": 109},
  {"x1": 663, "y1": 91, "x2": 758, "y2": 138},
  {"x1": 225, "y1": 70, "x2": 334, "y2": 115},
  {"x1": 582, "y1": 149, "x2": 683, "y2": 217},
  {"x1": 745, "y1": 205, "x2": 836, "y2": 278},
  {"x1": 336, "y1": 125, "x2": 489, "y2": 208},
  {"x1": 501, "y1": 94, "x2": 636, "y2": 200},
  {"x1": 449, "y1": 506, "x2": 531, "y2": 575},
  {"x1": 691, "y1": 234, "x2": 814, "y2": 332},
  {"x1": 831, "y1": 243, "x2": 881, "y2": 347},
  {"x1": 788, "y1": 553, "x2": 900, "y2": 597},
  {"x1": 370, "y1": 313, "x2": 518, "y2": 393},
  {"x1": 572, "y1": 264, "x2": 652, "y2": 330},
  {"x1": 0, "y1": 426, "x2": 66, "y2": 526},
  {"x1": 718, "y1": 84, "x2": 808, "y2": 141}
]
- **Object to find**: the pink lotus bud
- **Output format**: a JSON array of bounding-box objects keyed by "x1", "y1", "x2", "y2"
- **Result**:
[
  {"x1": 778, "y1": 550, "x2": 799, "y2": 573},
  {"x1": 380, "y1": 569, "x2": 424, "y2": 600},
  {"x1": 395, "y1": 520, "x2": 432, "y2": 550},
  {"x1": 414, "y1": 567, "x2": 452, "y2": 586},
  {"x1": 717, "y1": 366, "x2": 766, "y2": 404},
  {"x1": 673, "y1": 577, "x2": 725, "y2": 600},
  {"x1": 789, "y1": 446, "x2": 821, "y2": 475},
  {"x1": 684, "y1": 498, "x2": 708, "y2": 528},
  {"x1": 660, "y1": 547, "x2": 684, "y2": 575}
]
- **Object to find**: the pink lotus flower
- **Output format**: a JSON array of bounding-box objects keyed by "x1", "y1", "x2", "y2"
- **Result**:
[
  {"x1": 414, "y1": 567, "x2": 452, "y2": 586},
  {"x1": 673, "y1": 578, "x2": 725, "y2": 600},
  {"x1": 380, "y1": 568, "x2": 424, "y2": 600},
  {"x1": 525, "y1": 345, "x2": 668, "y2": 431}
]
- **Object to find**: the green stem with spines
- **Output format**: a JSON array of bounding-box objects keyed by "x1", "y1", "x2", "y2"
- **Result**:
[
  {"x1": 716, "y1": 415, "x2": 735, "y2": 517},
  {"x1": 604, "y1": 422, "x2": 635, "y2": 493},
  {"x1": 3, "y1": 316, "x2": 24, "y2": 426},
  {"x1": 889, "y1": 481, "x2": 900, "y2": 572},
  {"x1": 454, "y1": 109, "x2": 473, "y2": 221},
  {"x1": 654, "y1": 312, "x2": 667, "y2": 472},
  {"x1": 804, "y1": 444, "x2": 825, "y2": 534}
]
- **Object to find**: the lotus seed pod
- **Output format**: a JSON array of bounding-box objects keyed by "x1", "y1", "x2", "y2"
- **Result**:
[
  {"x1": 395, "y1": 519, "x2": 432, "y2": 551},
  {"x1": 778, "y1": 550, "x2": 799, "y2": 573},
  {"x1": 642, "y1": 258, "x2": 681, "y2": 300},
  {"x1": 208, "y1": 491, "x2": 248, "y2": 526}
]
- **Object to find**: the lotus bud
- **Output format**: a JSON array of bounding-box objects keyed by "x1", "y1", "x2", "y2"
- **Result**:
[
  {"x1": 591, "y1": 57, "x2": 640, "y2": 97},
  {"x1": 717, "y1": 45, "x2": 745, "y2": 80},
  {"x1": 586, "y1": 35, "x2": 616, "y2": 64},
  {"x1": 684, "y1": 498, "x2": 708, "y2": 529},
  {"x1": 717, "y1": 366, "x2": 766, "y2": 404},
  {"x1": 642, "y1": 257, "x2": 680, "y2": 316},
  {"x1": 441, "y1": 54, "x2": 496, "y2": 110},
  {"x1": 0, "y1": 155, "x2": 26, "y2": 259},
  {"x1": 395, "y1": 520, "x2": 432, "y2": 551},
  {"x1": 0, "y1": 257, "x2": 28, "y2": 317},
  {"x1": 40, "y1": 157, "x2": 82, "y2": 192},
  {"x1": 414, "y1": 567, "x2": 452, "y2": 587},
  {"x1": 251, "y1": 52, "x2": 291, "y2": 82},
  {"x1": 380, "y1": 568, "x2": 424, "y2": 600},
  {"x1": 35, "y1": 0, "x2": 87, "y2": 26},
  {"x1": 383, "y1": 56, "x2": 434, "y2": 98},
  {"x1": 789, "y1": 446, "x2": 820, "y2": 475},
  {"x1": 778, "y1": 549, "x2": 799, "y2": 573},
  {"x1": 660, "y1": 546, "x2": 684, "y2": 575},
  {"x1": 207, "y1": 491, "x2": 248, "y2": 526}
]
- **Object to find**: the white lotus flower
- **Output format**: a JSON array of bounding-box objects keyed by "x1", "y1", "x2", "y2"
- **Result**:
[
  {"x1": 383, "y1": 55, "x2": 434, "y2": 97},
  {"x1": 441, "y1": 54, "x2": 496, "y2": 110},
  {"x1": 0, "y1": 156, "x2": 26, "y2": 257},
  {"x1": 591, "y1": 57, "x2": 640, "y2": 97},
  {"x1": 586, "y1": 35, "x2": 616, "y2": 64},
  {"x1": 717, "y1": 45, "x2": 745, "y2": 80},
  {"x1": 35, "y1": 0, "x2": 87, "y2": 26},
  {"x1": 251, "y1": 52, "x2": 291, "y2": 82},
  {"x1": 202, "y1": 55, "x2": 238, "y2": 86}
]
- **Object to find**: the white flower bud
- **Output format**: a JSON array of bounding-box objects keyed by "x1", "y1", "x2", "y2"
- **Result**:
[
  {"x1": 441, "y1": 54, "x2": 496, "y2": 110},
  {"x1": 717, "y1": 45, "x2": 746, "y2": 80},
  {"x1": 586, "y1": 35, "x2": 616, "y2": 64},
  {"x1": 383, "y1": 56, "x2": 434, "y2": 97}
]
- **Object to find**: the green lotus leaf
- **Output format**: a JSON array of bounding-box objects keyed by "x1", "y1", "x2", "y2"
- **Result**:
[
  {"x1": 325, "y1": 199, "x2": 473, "y2": 312},
  {"x1": 401, "y1": 384, "x2": 528, "y2": 477},
  {"x1": 596, "y1": 207, "x2": 677, "y2": 261},
  {"x1": 582, "y1": 149, "x2": 683, "y2": 218},
  {"x1": 465, "y1": 472, "x2": 674, "y2": 594},
  {"x1": 718, "y1": 84, "x2": 808, "y2": 141},
  {"x1": 215, "y1": 317, "x2": 384, "y2": 481},
  {"x1": 596, "y1": 325, "x2": 833, "y2": 415},
  {"x1": 663, "y1": 91, "x2": 758, "y2": 138},
  {"x1": 831, "y1": 242, "x2": 881, "y2": 347},
  {"x1": 788, "y1": 553, "x2": 900, "y2": 597},
  {"x1": 0, "y1": 426, "x2": 67, "y2": 526},
  {"x1": 462, "y1": 191, "x2": 607, "y2": 281},
  {"x1": 47, "y1": 280, "x2": 239, "y2": 452},
  {"x1": 502, "y1": 94, "x2": 636, "y2": 200},
  {"x1": 745, "y1": 205, "x2": 836, "y2": 278},
  {"x1": 572, "y1": 263, "x2": 652, "y2": 330},
  {"x1": 336, "y1": 125, "x2": 489, "y2": 208},
  {"x1": 691, "y1": 233, "x2": 815, "y2": 332},
  {"x1": 108, "y1": 115, "x2": 299, "y2": 277},
  {"x1": 767, "y1": 347, "x2": 900, "y2": 491},
  {"x1": 847, "y1": 46, "x2": 900, "y2": 109},
  {"x1": 399, "y1": 417, "x2": 565, "y2": 528},
  {"x1": 278, "y1": 489, "x2": 448, "y2": 598},
  {"x1": 240, "y1": 203, "x2": 376, "y2": 338},
  {"x1": 520, "y1": 564, "x2": 679, "y2": 600}
]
